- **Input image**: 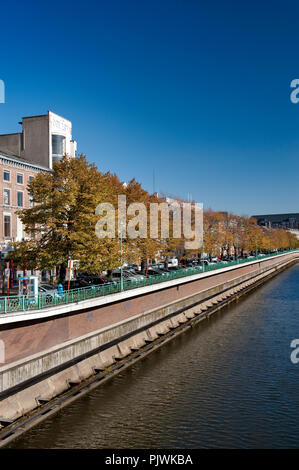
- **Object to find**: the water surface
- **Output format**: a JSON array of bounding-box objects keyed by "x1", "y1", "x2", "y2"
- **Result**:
[{"x1": 9, "y1": 264, "x2": 299, "y2": 448}]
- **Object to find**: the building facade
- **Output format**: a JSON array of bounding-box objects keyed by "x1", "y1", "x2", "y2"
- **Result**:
[
  {"x1": 0, "y1": 111, "x2": 77, "y2": 287},
  {"x1": 0, "y1": 151, "x2": 49, "y2": 260},
  {"x1": 0, "y1": 110, "x2": 77, "y2": 169},
  {"x1": 252, "y1": 213, "x2": 299, "y2": 230}
]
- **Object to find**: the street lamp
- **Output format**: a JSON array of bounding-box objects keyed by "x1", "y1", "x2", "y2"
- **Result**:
[
  {"x1": 201, "y1": 229, "x2": 205, "y2": 272},
  {"x1": 119, "y1": 220, "x2": 124, "y2": 291},
  {"x1": 235, "y1": 234, "x2": 239, "y2": 264}
]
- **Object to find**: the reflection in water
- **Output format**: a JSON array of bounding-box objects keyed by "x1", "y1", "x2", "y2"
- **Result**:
[{"x1": 9, "y1": 264, "x2": 299, "y2": 449}]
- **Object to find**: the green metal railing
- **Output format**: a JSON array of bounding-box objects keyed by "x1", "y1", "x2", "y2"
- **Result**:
[{"x1": 0, "y1": 250, "x2": 298, "y2": 315}]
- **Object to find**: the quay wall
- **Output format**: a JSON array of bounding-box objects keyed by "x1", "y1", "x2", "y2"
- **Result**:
[{"x1": 0, "y1": 252, "x2": 298, "y2": 424}]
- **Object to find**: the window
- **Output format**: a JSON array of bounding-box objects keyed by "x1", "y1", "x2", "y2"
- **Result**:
[
  {"x1": 17, "y1": 173, "x2": 24, "y2": 184},
  {"x1": 52, "y1": 134, "x2": 66, "y2": 161},
  {"x1": 29, "y1": 175, "x2": 34, "y2": 182},
  {"x1": 29, "y1": 194, "x2": 33, "y2": 208},
  {"x1": 3, "y1": 170, "x2": 10, "y2": 182},
  {"x1": 4, "y1": 215, "x2": 11, "y2": 237},
  {"x1": 17, "y1": 191, "x2": 23, "y2": 207},
  {"x1": 3, "y1": 189, "x2": 10, "y2": 205}
]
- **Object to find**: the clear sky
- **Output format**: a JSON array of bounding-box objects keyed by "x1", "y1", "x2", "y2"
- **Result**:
[{"x1": 1, "y1": 0, "x2": 299, "y2": 215}]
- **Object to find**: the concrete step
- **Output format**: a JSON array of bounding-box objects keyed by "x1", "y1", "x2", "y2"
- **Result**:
[
  {"x1": 0, "y1": 417, "x2": 14, "y2": 426},
  {"x1": 67, "y1": 380, "x2": 80, "y2": 387},
  {"x1": 36, "y1": 397, "x2": 51, "y2": 405}
]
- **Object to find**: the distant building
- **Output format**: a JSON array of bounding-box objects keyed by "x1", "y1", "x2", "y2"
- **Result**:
[
  {"x1": 252, "y1": 213, "x2": 299, "y2": 230},
  {"x1": 0, "y1": 111, "x2": 77, "y2": 169}
]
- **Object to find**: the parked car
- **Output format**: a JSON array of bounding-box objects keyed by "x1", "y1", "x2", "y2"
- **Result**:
[
  {"x1": 124, "y1": 266, "x2": 137, "y2": 273},
  {"x1": 199, "y1": 260, "x2": 210, "y2": 266},
  {"x1": 38, "y1": 284, "x2": 58, "y2": 300},
  {"x1": 62, "y1": 279, "x2": 93, "y2": 291},
  {"x1": 167, "y1": 266, "x2": 180, "y2": 271},
  {"x1": 80, "y1": 276, "x2": 107, "y2": 285},
  {"x1": 145, "y1": 268, "x2": 167, "y2": 277},
  {"x1": 123, "y1": 270, "x2": 145, "y2": 280},
  {"x1": 169, "y1": 258, "x2": 178, "y2": 267},
  {"x1": 126, "y1": 263, "x2": 139, "y2": 271},
  {"x1": 76, "y1": 272, "x2": 94, "y2": 278},
  {"x1": 104, "y1": 269, "x2": 140, "y2": 284}
]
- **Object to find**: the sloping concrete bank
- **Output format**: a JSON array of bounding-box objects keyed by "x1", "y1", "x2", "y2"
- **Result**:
[{"x1": 0, "y1": 252, "x2": 298, "y2": 431}]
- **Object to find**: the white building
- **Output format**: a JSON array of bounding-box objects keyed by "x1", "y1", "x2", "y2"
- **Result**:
[
  {"x1": 0, "y1": 111, "x2": 77, "y2": 169},
  {"x1": 0, "y1": 111, "x2": 77, "y2": 286}
]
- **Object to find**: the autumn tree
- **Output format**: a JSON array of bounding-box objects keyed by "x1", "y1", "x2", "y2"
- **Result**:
[
  {"x1": 12, "y1": 155, "x2": 120, "y2": 280},
  {"x1": 10, "y1": 154, "x2": 298, "y2": 282},
  {"x1": 124, "y1": 179, "x2": 162, "y2": 270}
]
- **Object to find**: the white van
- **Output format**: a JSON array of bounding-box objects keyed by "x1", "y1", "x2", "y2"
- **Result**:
[{"x1": 168, "y1": 258, "x2": 178, "y2": 267}]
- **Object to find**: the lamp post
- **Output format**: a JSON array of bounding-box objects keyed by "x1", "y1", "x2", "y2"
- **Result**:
[
  {"x1": 119, "y1": 220, "x2": 124, "y2": 291},
  {"x1": 201, "y1": 229, "x2": 205, "y2": 272},
  {"x1": 235, "y1": 234, "x2": 239, "y2": 264}
]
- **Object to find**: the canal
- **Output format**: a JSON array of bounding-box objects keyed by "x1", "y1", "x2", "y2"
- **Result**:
[{"x1": 8, "y1": 263, "x2": 299, "y2": 449}]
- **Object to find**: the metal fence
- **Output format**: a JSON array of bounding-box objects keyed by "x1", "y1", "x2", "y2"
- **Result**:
[{"x1": 0, "y1": 250, "x2": 297, "y2": 315}]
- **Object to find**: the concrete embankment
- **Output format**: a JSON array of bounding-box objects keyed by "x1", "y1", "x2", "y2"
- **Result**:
[{"x1": 0, "y1": 252, "x2": 298, "y2": 436}]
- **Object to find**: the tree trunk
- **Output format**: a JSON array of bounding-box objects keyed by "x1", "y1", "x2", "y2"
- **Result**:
[
  {"x1": 141, "y1": 259, "x2": 147, "y2": 272},
  {"x1": 164, "y1": 255, "x2": 169, "y2": 269},
  {"x1": 59, "y1": 263, "x2": 67, "y2": 283}
]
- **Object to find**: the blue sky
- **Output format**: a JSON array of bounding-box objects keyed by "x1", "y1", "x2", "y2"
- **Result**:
[{"x1": 1, "y1": 0, "x2": 299, "y2": 215}]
